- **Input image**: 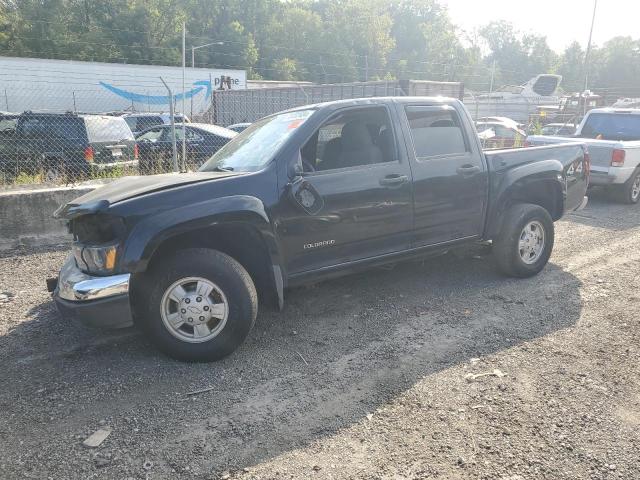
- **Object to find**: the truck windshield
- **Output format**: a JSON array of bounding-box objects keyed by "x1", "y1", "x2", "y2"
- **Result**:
[
  {"x1": 200, "y1": 109, "x2": 315, "y2": 173},
  {"x1": 580, "y1": 113, "x2": 640, "y2": 141}
]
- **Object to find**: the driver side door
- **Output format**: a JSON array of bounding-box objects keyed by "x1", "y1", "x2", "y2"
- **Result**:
[{"x1": 276, "y1": 105, "x2": 414, "y2": 275}]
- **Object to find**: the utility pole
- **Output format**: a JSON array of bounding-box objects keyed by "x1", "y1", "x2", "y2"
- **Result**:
[
  {"x1": 489, "y1": 59, "x2": 496, "y2": 93},
  {"x1": 182, "y1": 21, "x2": 187, "y2": 170},
  {"x1": 365, "y1": 55, "x2": 368, "y2": 82},
  {"x1": 583, "y1": 0, "x2": 598, "y2": 114}
]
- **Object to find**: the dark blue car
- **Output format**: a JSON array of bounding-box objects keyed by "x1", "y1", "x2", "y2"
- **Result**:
[{"x1": 135, "y1": 123, "x2": 236, "y2": 174}]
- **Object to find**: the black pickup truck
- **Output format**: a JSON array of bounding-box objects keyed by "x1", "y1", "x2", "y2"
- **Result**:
[{"x1": 49, "y1": 97, "x2": 589, "y2": 361}]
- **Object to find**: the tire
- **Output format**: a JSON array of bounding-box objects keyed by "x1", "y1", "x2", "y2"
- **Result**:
[
  {"x1": 135, "y1": 248, "x2": 258, "y2": 362},
  {"x1": 614, "y1": 169, "x2": 640, "y2": 204},
  {"x1": 43, "y1": 159, "x2": 65, "y2": 184},
  {"x1": 493, "y1": 203, "x2": 554, "y2": 278}
]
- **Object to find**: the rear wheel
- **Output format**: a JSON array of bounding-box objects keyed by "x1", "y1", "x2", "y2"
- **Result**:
[
  {"x1": 615, "y1": 169, "x2": 640, "y2": 204},
  {"x1": 135, "y1": 248, "x2": 258, "y2": 362},
  {"x1": 493, "y1": 203, "x2": 554, "y2": 278}
]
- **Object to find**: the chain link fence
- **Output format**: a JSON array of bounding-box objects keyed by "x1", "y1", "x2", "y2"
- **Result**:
[
  {"x1": 8, "y1": 70, "x2": 624, "y2": 187},
  {"x1": 0, "y1": 109, "x2": 230, "y2": 187},
  {"x1": 0, "y1": 74, "x2": 466, "y2": 188},
  {"x1": 211, "y1": 79, "x2": 463, "y2": 126}
]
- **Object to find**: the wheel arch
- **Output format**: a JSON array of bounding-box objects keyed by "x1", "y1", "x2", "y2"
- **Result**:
[
  {"x1": 123, "y1": 196, "x2": 284, "y2": 309},
  {"x1": 485, "y1": 161, "x2": 565, "y2": 240}
]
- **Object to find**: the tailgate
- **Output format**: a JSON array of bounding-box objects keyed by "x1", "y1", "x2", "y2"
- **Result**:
[
  {"x1": 527, "y1": 135, "x2": 618, "y2": 172},
  {"x1": 92, "y1": 140, "x2": 136, "y2": 166}
]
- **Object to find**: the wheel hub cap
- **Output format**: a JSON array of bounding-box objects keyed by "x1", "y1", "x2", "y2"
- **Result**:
[
  {"x1": 518, "y1": 221, "x2": 545, "y2": 265},
  {"x1": 160, "y1": 277, "x2": 228, "y2": 343},
  {"x1": 632, "y1": 176, "x2": 640, "y2": 200}
]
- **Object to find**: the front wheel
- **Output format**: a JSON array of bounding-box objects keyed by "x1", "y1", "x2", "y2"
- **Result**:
[
  {"x1": 493, "y1": 203, "x2": 554, "y2": 278},
  {"x1": 135, "y1": 248, "x2": 258, "y2": 362}
]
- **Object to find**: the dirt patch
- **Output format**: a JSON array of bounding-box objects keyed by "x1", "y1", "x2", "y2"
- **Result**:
[{"x1": 0, "y1": 192, "x2": 639, "y2": 479}]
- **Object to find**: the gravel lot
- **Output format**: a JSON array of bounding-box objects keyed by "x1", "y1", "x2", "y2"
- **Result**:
[{"x1": 1, "y1": 190, "x2": 639, "y2": 480}]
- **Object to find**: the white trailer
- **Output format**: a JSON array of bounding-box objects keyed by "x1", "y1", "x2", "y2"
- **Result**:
[{"x1": 0, "y1": 56, "x2": 246, "y2": 116}]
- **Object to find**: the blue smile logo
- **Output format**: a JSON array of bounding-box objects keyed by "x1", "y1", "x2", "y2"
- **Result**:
[{"x1": 99, "y1": 80, "x2": 212, "y2": 105}]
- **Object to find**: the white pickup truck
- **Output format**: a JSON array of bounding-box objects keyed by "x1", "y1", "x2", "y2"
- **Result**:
[{"x1": 527, "y1": 108, "x2": 640, "y2": 203}]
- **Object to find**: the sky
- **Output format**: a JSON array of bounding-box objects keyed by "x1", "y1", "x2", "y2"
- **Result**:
[{"x1": 442, "y1": 0, "x2": 638, "y2": 52}]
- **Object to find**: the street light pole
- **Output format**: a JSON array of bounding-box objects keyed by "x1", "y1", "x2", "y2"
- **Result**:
[
  {"x1": 191, "y1": 41, "x2": 224, "y2": 68},
  {"x1": 583, "y1": 0, "x2": 598, "y2": 98}
]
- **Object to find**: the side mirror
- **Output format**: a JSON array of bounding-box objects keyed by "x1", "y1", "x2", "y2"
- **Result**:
[{"x1": 288, "y1": 176, "x2": 324, "y2": 215}]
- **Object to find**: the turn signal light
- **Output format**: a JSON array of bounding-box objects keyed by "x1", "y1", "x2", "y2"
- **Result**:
[{"x1": 584, "y1": 151, "x2": 590, "y2": 183}]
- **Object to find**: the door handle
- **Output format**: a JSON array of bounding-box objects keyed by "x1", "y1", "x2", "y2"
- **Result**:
[
  {"x1": 457, "y1": 165, "x2": 481, "y2": 176},
  {"x1": 379, "y1": 174, "x2": 408, "y2": 187}
]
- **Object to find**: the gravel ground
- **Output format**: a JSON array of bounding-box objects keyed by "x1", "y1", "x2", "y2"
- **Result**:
[{"x1": 0, "y1": 190, "x2": 639, "y2": 479}]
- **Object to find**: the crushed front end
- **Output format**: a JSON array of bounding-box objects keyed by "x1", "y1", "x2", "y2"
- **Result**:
[{"x1": 48, "y1": 203, "x2": 134, "y2": 329}]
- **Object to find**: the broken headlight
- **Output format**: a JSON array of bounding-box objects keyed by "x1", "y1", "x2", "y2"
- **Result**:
[
  {"x1": 69, "y1": 214, "x2": 126, "y2": 275},
  {"x1": 73, "y1": 242, "x2": 119, "y2": 275}
]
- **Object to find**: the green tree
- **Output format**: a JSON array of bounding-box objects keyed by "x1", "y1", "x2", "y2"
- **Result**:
[
  {"x1": 271, "y1": 57, "x2": 298, "y2": 80},
  {"x1": 558, "y1": 41, "x2": 585, "y2": 92}
]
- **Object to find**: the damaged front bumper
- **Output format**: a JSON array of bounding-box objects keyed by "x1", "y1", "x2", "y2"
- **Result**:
[{"x1": 50, "y1": 255, "x2": 134, "y2": 329}]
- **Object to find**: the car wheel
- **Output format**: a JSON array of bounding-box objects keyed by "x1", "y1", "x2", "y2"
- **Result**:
[
  {"x1": 617, "y1": 169, "x2": 640, "y2": 204},
  {"x1": 135, "y1": 248, "x2": 258, "y2": 362},
  {"x1": 493, "y1": 203, "x2": 554, "y2": 278},
  {"x1": 43, "y1": 161, "x2": 65, "y2": 184}
]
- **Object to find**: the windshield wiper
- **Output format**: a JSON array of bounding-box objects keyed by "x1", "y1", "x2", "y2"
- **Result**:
[{"x1": 214, "y1": 166, "x2": 234, "y2": 172}]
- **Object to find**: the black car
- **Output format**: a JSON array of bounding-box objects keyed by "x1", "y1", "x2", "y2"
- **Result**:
[
  {"x1": 0, "y1": 112, "x2": 138, "y2": 182},
  {"x1": 226, "y1": 122, "x2": 251, "y2": 133},
  {"x1": 122, "y1": 113, "x2": 190, "y2": 136},
  {"x1": 135, "y1": 123, "x2": 236, "y2": 174}
]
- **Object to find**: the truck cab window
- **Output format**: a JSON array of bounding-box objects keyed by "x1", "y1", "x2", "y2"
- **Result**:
[
  {"x1": 405, "y1": 107, "x2": 468, "y2": 158},
  {"x1": 301, "y1": 107, "x2": 395, "y2": 172}
]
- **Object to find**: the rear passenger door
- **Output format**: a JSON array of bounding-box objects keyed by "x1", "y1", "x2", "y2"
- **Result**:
[{"x1": 400, "y1": 104, "x2": 488, "y2": 246}]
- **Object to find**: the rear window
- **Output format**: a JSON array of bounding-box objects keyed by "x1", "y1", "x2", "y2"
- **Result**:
[
  {"x1": 0, "y1": 116, "x2": 17, "y2": 133},
  {"x1": 125, "y1": 116, "x2": 163, "y2": 132},
  {"x1": 85, "y1": 117, "x2": 134, "y2": 142},
  {"x1": 405, "y1": 106, "x2": 468, "y2": 157},
  {"x1": 580, "y1": 113, "x2": 640, "y2": 141},
  {"x1": 18, "y1": 116, "x2": 85, "y2": 140}
]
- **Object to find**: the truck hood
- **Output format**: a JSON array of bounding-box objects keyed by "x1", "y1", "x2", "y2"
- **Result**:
[{"x1": 54, "y1": 171, "x2": 238, "y2": 219}]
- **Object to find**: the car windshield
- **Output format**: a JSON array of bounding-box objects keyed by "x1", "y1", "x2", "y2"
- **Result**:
[
  {"x1": 200, "y1": 109, "x2": 314, "y2": 173},
  {"x1": 580, "y1": 113, "x2": 640, "y2": 141}
]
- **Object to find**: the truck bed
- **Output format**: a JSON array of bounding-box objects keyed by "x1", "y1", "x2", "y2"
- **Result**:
[
  {"x1": 484, "y1": 143, "x2": 589, "y2": 216},
  {"x1": 527, "y1": 135, "x2": 640, "y2": 185}
]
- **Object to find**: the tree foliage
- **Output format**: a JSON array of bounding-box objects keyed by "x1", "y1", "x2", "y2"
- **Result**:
[{"x1": 1, "y1": 0, "x2": 639, "y2": 95}]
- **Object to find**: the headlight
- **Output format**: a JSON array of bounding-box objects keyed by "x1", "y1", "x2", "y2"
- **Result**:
[{"x1": 73, "y1": 242, "x2": 119, "y2": 275}]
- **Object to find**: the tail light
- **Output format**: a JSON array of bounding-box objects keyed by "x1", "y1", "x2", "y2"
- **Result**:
[
  {"x1": 584, "y1": 150, "x2": 590, "y2": 182},
  {"x1": 133, "y1": 143, "x2": 139, "y2": 160},
  {"x1": 524, "y1": 140, "x2": 531, "y2": 147},
  {"x1": 84, "y1": 146, "x2": 94, "y2": 163},
  {"x1": 611, "y1": 149, "x2": 625, "y2": 167}
]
